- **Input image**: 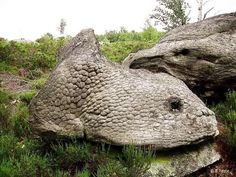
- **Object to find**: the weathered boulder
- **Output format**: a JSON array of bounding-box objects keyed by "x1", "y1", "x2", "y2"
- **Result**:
[
  {"x1": 123, "y1": 12, "x2": 236, "y2": 101},
  {"x1": 147, "y1": 143, "x2": 220, "y2": 177},
  {"x1": 30, "y1": 29, "x2": 218, "y2": 149}
]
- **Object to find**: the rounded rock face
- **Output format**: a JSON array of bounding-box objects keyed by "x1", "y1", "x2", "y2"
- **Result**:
[
  {"x1": 123, "y1": 12, "x2": 236, "y2": 102},
  {"x1": 30, "y1": 29, "x2": 218, "y2": 149}
]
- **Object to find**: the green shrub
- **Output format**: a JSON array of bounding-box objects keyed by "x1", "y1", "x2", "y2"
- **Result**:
[
  {"x1": 15, "y1": 154, "x2": 51, "y2": 177},
  {"x1": 0, "y1": 134, "x2": 19, "y2": 161},
  {"x1": 75, "y1": 169, "x2": 90, "y2": 177},
  {"x1": 100, "y1": 41, "x2": 156, "y2": 62},
  {"x1": 0, "y1": 160, "x2": 18, "y2": 177},
  {"x1": 0, "y1": 154, "x2": 51, "y2": 177},
  {"x1": 51, "y1": 141, "x2": 92, "y2": 170},
  {"x1": 19, "y1": 90, "x2": 37, "y2": 104},
  {"x1": 0, "y1": 89, "x2": 11, "y2": 104},
  {"x1": 53, "y1": 170, "x2": 71, "y2": 177},
  {"x1": 29, "y1": 68, "x2": 44, "y2": 79},
  {"x1": 97, "y1": 159, "x2": 126, "y2": 177},
  {"x1": 0, "y1": 134, "x2": 39, "y2": 161},
  {"x1": 0, "y1": 34, "x2": 70, "y2": 75},
  {"x1": 9, "y1": 103, "x2": 31, "y2": 137},
  {"x1": 32, "y1": 77, "x2": 47, "y2": 90},
  {"x1": 212, "y1": 91, "x2": 236, "y2": 147},
  {"x1": 0, "y1": 90, "x2": 12, "y2": 131},
  {"x1": 98, "y1": 27, "x2": 164, "y2": 43},
  {"x1": 121, "y1": 146, "x2": 154, "y2": 177},
  {"x1": 0, "y1": 62, "x2": 18, "y2": 74},
  {"x1": 0, "y1": 38, "x2": 11, "y2": 62},
  {"x1": 98, "y1": 27, "x2": 164, "y2": 62}
]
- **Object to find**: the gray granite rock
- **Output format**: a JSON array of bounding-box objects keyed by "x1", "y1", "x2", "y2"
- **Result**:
[
  {"x1": 123, "y1": 12, "x2": 236, "y2": 100},
  {"x1": 147, "y1": 143, "x2": 220, "y2": 177},
  {"x1": 30, "y1": 29, "x2": 218, "y2": 149}
]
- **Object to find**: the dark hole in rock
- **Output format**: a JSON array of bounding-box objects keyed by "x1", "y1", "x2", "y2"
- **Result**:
[
  {"x1": 169, "y1": 97, "x2": 182, "y2": 111},
  {"x1": 180, "y1": 49, "x2": 190, "y2": 56},
  {"x1": 174, "y1": 48, "x2": 190, "y2": 56}
]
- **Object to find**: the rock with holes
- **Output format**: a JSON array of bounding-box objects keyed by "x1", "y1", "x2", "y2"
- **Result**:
[
  {"x1": 30, "y1": 29, "x2": 218, "y2": 150},
  {"x1": 123, "y1": 12, "x2": 236, "y2": 101}
]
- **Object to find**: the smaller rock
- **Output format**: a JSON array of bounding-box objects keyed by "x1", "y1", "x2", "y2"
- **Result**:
[{"x1": 147, "y1": 143, "x2": 220, "y2": 177}]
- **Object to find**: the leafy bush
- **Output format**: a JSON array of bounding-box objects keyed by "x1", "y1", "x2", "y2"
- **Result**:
[
  {"x1": 100, "y1": 41, "x2": 156, "y2": 62},
  {"x1": 212, "y1": 91, "x2": 236, "y2": 147},
  {"x1": 98, "y1": 27, "x2": 164, "y2": 62},
  {"x1": 98, "y1": 26, "x2": 164, "y2": 43},
  {"x1": 0, "y1": 90, "x2": 12, "y2": 131},
  {"x1": 0, "y1": 34, "x2": 70, "y2": 75},
  {"x1": 32, "y1": 77, "x2": 47, "y2": 89},
  {"x1": 0, "y1": 134, "x2": 39, "y2": 161},
  {"x1": 0, "y1": 134, "x2": 19, "y2": 161},
  {"x1": 8, "y1": 103, "x2": 31, "y2": 137},
  {"x1": 0, "y1": 154, "x2": 51, "y2": 177},
  {"x1": 51, "y1": 141, "x2": 92, "y2": 171},
  {"x1": 0, "y1": 160, "x2": 18, "y2": 177},
  {"x1": 121, "y1": 146, "x2": 154, "y2": 177},
  {"x1": 19, "y1": 90, "x2": 37, "y2": 104},
  {"x1": 0, "y1": 61, "x2": 18, "y2": 74},
  {"x1": 97, "y1": 159, "x2": 126, "y2": 177},
  {"x1": 75, "y1": 169, "x2": 90, "y2": 177}
]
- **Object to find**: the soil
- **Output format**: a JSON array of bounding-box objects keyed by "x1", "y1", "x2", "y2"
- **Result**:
[{"x1": 0, "y1": 73, "x2": 32, "y2": 93}]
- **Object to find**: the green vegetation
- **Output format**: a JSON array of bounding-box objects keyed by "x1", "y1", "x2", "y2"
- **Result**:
[
  {"x1": 0, "y1": 35, "x2": 70, "y2": 78},
  {"x1": 0, "y1": 90, "x2": 12, "y2": 131},
  {"x1": 0, "y1": 28, "x2": 162, "y2": 176},
  {"x1": 0, "y1": 87, "x2": 154, "y2": 176},
  {"x1": 1, "y1": 26, "x2": 235, "y2": 176},
  {"x1": 212, "y1": 91, "x2": 236, "y2": 147},
  {"x1": 1, "y1": 27, "x2": 163, "y2": 76},
  {"x1": 98, "y1": 27, "x2": 164, "y2": 62},
  {"x1": 19, "y1": 90, "x2": 37, "y2": 104},
  {"x1": 150, "y1": 0, "x2": 190, "y2": 31},
  {"x1": 31, "y1": 76, "x2": 48, "y2": 90}
]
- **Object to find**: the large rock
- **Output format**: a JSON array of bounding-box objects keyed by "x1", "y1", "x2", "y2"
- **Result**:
[
  {"x1": 123, "y1": 12, "x2": 236, "y2": 101},
  {"x1": 30, "y1": 29, "x2": 218, "y2": 149},
  {"x1": 147, "y1": 143, "x2": 220, "y2": 177}
]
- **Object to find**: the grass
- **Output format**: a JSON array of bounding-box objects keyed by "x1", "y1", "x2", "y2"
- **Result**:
[
  {"x1": 0, "y1": 61, "x2": 18, "y2": 74},
  {"x1": 31, "y1": 76, "x2": 47, "y2": 90},
  {"x1": 1, "y1": 74, "x2": 235, "y2": 176},
  {"x1": 0, "y1": 90, "x2": 12, "y2": 131},
  {"x1": 212, "y1": 91, "x2": 236, "y2": 147},
  {"x1": 100, "y1": 41, "x2": 156, "y2": 62},
  {"x1": 0, "y1": 29, "x2": 234, "y2": 175},
  {"x1": 18, "y1": 90, "x2": 37, "y2": 105},
  {"x1": 8, "y1": 102, "x2": 31, "y2": 137}
]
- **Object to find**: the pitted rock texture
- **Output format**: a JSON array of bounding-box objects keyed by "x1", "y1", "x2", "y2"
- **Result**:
[
  {"x1": 123, "y1": 12, "x2": 236, "y2": 101},
  {"x1": 30, "y1": 29, "x2": 218, "y2": 149}
]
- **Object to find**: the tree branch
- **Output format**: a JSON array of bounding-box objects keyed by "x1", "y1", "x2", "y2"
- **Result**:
[{"x1": 203, "y1": 7, "x2": 214, "y2": 19}]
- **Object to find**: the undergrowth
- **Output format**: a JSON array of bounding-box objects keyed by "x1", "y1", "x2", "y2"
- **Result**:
[
  {"x1": 0, "y1": 89, "x2": 154, "y2": 177},
  {"x1": 1, "y1": 27, "x2": 235, "y2": 176},
  {"x1": 212, "y1": 91, "x2": 236, "y2": 149}
]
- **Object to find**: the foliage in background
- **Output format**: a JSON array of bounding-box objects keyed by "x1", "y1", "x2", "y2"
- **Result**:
[
  {"x1": 0, "y1": 27, "x2": 163, "y2": 75},
  {"x1": 212, "y1": 91, "x2": 236, "y2": 148},
  {"x1": 98, "y1": 26, "x2": 164, "y2": 62},
  {"x1": 150, "y1": 0, "x2": 190, "y2": 31},
  {"x1": 0, "y1": 34, "x2": 70, "y2": 78}
]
